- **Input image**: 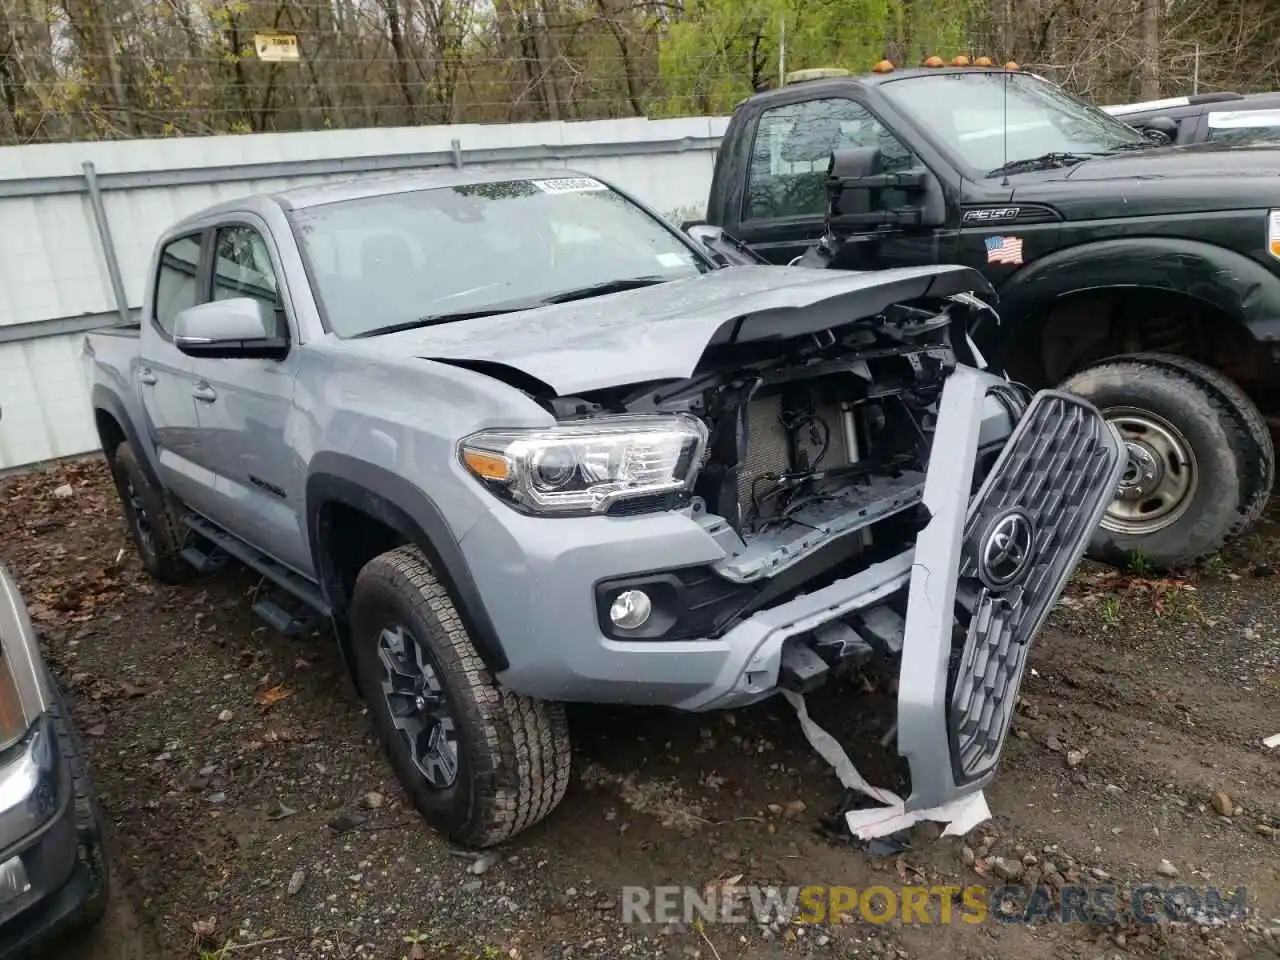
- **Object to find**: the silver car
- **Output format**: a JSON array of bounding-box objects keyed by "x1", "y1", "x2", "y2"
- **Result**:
[{"x1": 0, "y1": 565, "x2": 108, "y2": 957}]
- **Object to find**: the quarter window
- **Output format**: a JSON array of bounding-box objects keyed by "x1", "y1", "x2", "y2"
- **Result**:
[
  {"x1": 746, "y1": 98, "x2": 916, "y2": 221},
  {"x1": 153, "y1": 234, "x2": 202, "y2": 336}
]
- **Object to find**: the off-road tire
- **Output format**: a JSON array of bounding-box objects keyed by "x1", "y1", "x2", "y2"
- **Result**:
[
  {"x1": 349, "y1": 545, "x2": 571, "y2": 848},
  {"x1": 1113, "y1": 353, "x2": 1274, "y2": 537},
  {"x1": 108, "y1": 442, "x2": 195, "y2": 585},
  {"x1": 47, "y1": 673, "x2": 110, "y2": 931},
  {"x1": 1062, "y1": 359, "x2": 1250, "y2": 569}
]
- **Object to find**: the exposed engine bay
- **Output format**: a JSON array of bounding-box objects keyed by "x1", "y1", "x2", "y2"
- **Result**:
[{"x1": 542, "y1": 290, "x2": 1024, "y2": 596}]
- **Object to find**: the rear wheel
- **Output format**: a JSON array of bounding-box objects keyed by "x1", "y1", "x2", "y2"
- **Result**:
[
  {"x1": 349, "y1": 545, "x2": 570, "y2": 848},
  {"x1": 1062, "y1": 357, "x2": 1270, "y2": 569},
  {"x1": 107, "y1": 442, "x2": 195, "y2": 584}
]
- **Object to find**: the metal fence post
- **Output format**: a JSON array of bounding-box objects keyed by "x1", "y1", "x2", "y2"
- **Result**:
[
  {"x1": 82, "y1": 161, "x2": 132, "y2": 326},
  {"x1": 451, "y1": 138, "x2": 463, "y2": 168}
]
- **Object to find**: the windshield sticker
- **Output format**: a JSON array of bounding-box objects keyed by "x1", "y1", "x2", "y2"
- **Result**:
[
  {"x1": 655, "y1": 252, "x2": 691, "y2": 268},
  {"x1": 533, "y1": 177, "x2": 609, "y2": 194},
  {"x1": 985, "y1": 236, "x2": 1025, "y2": 266}
]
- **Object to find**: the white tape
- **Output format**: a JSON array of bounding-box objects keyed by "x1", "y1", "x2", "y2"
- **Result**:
[{"x1": 782, "y1": 689, "x2": 990, "y2": 841}]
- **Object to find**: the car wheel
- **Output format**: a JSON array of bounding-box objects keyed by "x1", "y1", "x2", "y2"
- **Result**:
[
  {"x1": 47, "y1": 674, "x2": 110, "y2": 929},
  {"x1": 1062, "y1": 358, "x2": 1256, "y2": 569},
  {"x1": 349, "y1": 545, "x2": 571, "y2": 848},
  {"x1": 108, "y1": 442, "x2": 195, "y2": 585}
]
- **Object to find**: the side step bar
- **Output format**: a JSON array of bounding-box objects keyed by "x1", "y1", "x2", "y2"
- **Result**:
[{"x1": 182, "y1": 515, "x2": 331, "y2": 635}]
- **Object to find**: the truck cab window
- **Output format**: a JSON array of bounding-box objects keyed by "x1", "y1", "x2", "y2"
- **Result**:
[
  {"x1": 1206, "y1": 109, "x2": 1280, "y2": 146},
  {"x1": 213, "y1": 225, "x2": 284, "y2": 335},
  {"x1": 153, "y1": 234, "x2": 202, "y2": 336},
  {"x1": 746, "y1": 98, "x2": 915, "y2": 221}
]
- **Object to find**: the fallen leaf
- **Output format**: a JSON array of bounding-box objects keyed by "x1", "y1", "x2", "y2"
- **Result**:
[
  {"x1": 191, "y1": 917, "x2": 216, "y2": 938},
  {"x1": 86, "y1": 724, "x2": 106, "y2": 737},
  {"x1": 256, "y1": 683, "x2": 292, "y2": 708},
  {"x1": 266, "y1": 802, "x2": 298, "y2": 821}
]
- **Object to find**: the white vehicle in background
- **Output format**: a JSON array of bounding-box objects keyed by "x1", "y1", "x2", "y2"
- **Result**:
[{"x1": 1102, "y1": 91, "x2": 1280, "y2": 147}]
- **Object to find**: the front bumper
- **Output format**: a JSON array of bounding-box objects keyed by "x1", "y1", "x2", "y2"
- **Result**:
[
  {"x1": 469, "y1": 366, "x2": 1123, "y2": 807},
  {"x1": 0, "y1": 711, "x2": 95, "y2": 960}
]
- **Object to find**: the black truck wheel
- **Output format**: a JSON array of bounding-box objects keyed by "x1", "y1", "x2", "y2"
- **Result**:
[
  {"x1": 1113, "y1": 353, "x2": 1274, "y2": 537},
  {"x1": 108, "y1": 442, "x2": 196, "y2": 584},
  {"x1": 349, "y1": 545, "x2": 571, "y2": 848},
  {"x1": 1062, "y1": 357, "x2": 1270, "y2": 569}
]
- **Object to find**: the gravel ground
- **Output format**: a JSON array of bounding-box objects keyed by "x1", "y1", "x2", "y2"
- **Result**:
[{"x1": 2, "y1": 457, "x2": 1277, "y2": 960}]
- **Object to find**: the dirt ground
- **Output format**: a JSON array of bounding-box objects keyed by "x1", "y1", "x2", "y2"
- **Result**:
[{"x1": 1, "y1": 457, "x2": 1277, "y2": 960}]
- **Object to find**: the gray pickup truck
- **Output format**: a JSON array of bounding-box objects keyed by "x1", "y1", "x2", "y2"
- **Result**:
[{"x1": 83, "y1": 167, "x2": 1124, "y2": 848}]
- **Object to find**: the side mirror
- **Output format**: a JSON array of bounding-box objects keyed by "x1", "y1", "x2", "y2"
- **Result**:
[
  {"x1": 683, "y1": 223, "x2": 769, "y2": 266},
  {"x1": 173, "y1": 297, "x2": 289, "y2": 361},
  {"x1": 825, "y1": 147, "x2": 946, "y2": 230},
  {"x1": 1139, "y1": 116, "x2": 1177, "y2": 144}
]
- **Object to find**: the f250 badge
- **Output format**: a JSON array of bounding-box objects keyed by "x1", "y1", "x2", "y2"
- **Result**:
[{"x1": 963, "y1": 207, "x2": 1021, "y2": 224}]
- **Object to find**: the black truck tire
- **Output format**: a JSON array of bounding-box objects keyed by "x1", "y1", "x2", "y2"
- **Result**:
[
  {"x1": 47, "y1": 672, "x2": 110, "y2": 931},
  {"x1": 1112, "y1": 353, "x2": 1274, "y2": 537},
  {"x1": 349, "y1": 545, "x2": 571, "y2": 848},
  {"x1": 1062, "y1": 358, "x2": 1262, "y2": 569},
  {"x1": 108, "y1": 442, "x2": 195, "y2": 585}
]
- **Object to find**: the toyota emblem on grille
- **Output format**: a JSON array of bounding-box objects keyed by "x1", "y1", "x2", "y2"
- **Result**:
[{"x1": 978, "y1": 508, "x2": 1035, "y2": 591}]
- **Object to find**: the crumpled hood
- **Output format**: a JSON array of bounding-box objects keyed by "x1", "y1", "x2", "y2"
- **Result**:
[{"x1": 345, "y1": 264, "x2": 988, "y2": 395}]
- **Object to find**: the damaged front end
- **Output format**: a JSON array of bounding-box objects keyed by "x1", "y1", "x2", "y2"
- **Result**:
[
  {"x1": 454, "y1": 274, "x2": 1124, "y2": 809},
  {"x1": 539, "y1": 292, "x2": 1122, "y2": 808}
]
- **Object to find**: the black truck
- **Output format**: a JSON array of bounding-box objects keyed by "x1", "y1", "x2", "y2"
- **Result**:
[{"x1": 697, "y1": 61, "x2": 1280, "y2": 569}]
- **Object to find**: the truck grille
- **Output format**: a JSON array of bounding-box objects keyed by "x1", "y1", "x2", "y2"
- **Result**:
[{"x1": 947, "y1": 390, "x2": 1124, "y2": 783}]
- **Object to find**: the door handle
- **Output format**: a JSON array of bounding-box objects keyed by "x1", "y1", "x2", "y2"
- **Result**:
[
  {"x1": 139, "y1": 368, "x2": 157, "y2": 386},
  {"x1": 192, "y1": 383, "x2": 218, "y2": 404}
]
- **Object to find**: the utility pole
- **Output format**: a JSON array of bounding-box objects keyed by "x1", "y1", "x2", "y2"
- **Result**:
[{"x1": 778, "y1": 16, "x2": 786, "y2": 86}]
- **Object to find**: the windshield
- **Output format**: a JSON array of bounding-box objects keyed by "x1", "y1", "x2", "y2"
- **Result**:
[
  {"x1": 880, "y1": 72, "x2": 1147, "y2": 176},
  {"x1": 289, "y1": 177, "x2": 709, "y2": 338}
]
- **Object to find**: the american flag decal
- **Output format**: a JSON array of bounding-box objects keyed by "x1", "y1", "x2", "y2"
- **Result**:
[{"x1": 984, "y1": 235, "x2": 1024, "y2": 265}]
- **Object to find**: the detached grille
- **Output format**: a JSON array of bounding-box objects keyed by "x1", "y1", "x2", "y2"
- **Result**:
[{"x1": 947, "y1": 390, "x2": 1124, "y2": 783}]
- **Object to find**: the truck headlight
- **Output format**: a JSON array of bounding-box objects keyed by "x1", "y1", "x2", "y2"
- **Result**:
[
  {"x1": 459, "y1": 415, "x2": 708, "y2": 516},
  {"x1": 1268, "y1": 210, "x2": 1280, "y2": 261},
  {"x1": 0, "y1": 571, "x2": 51, "y2": 752}
]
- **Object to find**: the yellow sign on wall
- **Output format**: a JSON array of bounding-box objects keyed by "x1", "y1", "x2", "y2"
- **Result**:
[{"x1": 254, "y1": 34, "x2": 300, "y2": 62}]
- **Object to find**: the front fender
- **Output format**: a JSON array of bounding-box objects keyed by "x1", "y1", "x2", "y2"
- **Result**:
[
  {"x1": 305, "y1": 453, "x2": 509, "y2": 674},
  {"x1": 990, "y1": 237, "x2": 1280, "y2": 366}
]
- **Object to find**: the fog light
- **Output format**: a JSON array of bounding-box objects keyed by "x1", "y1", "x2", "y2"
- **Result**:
[
  {"x1": 609, "y1": 589, "x2": 652, "y2": 630},
  {"x1": 0, "y1": 854, "x2": 29, "y2": 906}
]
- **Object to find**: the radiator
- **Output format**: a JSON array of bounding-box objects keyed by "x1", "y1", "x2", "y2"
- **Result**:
[{"x1": 737, "y1": 394, "x2": 852, "y2": 512}]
